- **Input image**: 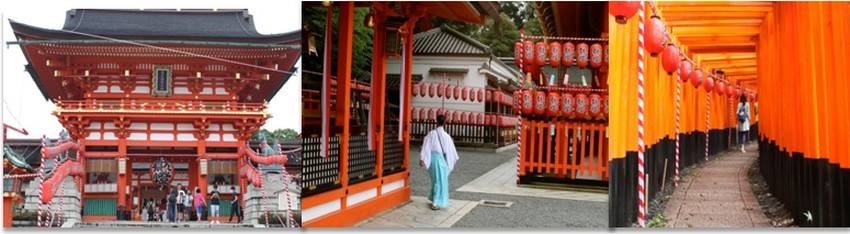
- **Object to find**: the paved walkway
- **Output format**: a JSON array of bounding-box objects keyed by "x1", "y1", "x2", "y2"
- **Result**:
[
  {"x1": 355, "y1": 196, "x2": 478, "y2": 228},
  {"x1": 457, "y1": 159, "x2": 608, "y2": 202},
  {"x1": 663, "y1": 143, "x2": 771, "y2": 228}
]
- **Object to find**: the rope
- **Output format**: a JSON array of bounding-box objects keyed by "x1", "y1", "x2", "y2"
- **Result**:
[
  {"x1": 58, "y1": 178, "x2": 65, "y2": 227},
  {"x1": 537, "y1": 86, "x2": 608, "y2": 93},
  {"x1": 636, "y1": 1, "x2": 647, "y2": 228},
  {"x1": 37, "y1": 135, "x2": 46, "y2": 228},
  {"x1": 706, "y1": 93, "x2": 710, "y2": 162},
  {"x1": 516, "y1": 30, "x2": 524, "y2": 184},
  {"x1": 282, "y1": 171, "x2": 298, "y2": 227},
  {"x1": 3, "y1": 173, "x2": 40, "y2": 179},
  {"x1": 674, "y1": 69, "x2": 681, "y2": 187},
  {"x1": 521, "y1": 35, "x2": 609, "y2": 42}
]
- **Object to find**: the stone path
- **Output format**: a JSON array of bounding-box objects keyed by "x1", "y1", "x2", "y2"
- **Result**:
[
  {"x1": 457, "y1": 159, "x2": 608, "y2": 202},
  {"x1": 355, "y1": 196, "x2": 478, "y2": 228},
  {"x1": 664, "y1": 143, "x2": 771, "y2": 228}
]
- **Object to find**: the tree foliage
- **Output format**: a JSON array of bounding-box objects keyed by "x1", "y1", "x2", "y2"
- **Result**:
[
  {"x1": 427, "y1": 2, "x2": 543, "y2": 57},
  {"x1": 251, "y1": 128, "x2": 299, "y2": 142},
  {"x1": 302, "y1": 7, "x2": 374, "y2": 82}
]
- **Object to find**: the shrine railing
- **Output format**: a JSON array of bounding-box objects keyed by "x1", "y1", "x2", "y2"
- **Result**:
[{"x1": 53, "y1": 100, "x2": 270, "y2": 115}]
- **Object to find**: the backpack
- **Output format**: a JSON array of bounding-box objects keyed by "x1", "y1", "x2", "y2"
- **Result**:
[{"x1": 737, "y1": 105, "x2": 747, "y2": 123}]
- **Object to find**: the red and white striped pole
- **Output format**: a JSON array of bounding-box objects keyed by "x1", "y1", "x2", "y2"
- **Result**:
[
  {"x1": 516, "y1": 30, "x2": 524, "y2": 184},
  {"x1": 706, "y1": 91, "x2": 710, "y2": 161},
  {"x1": 636, "y1": 1, "x2": 647, "y2": 228},
  {"x1": 674, "y1": 70, "x2": 681, "y2": 187},
  {"x1": 282, "y1": 171, "x2": 297, "y2": 227},
  {"x1": 58, "y1": 178, "x2": 65, "y2": 227},
  {"x1": 37, "y1": 135, "x2": 46, "y2": 228}
]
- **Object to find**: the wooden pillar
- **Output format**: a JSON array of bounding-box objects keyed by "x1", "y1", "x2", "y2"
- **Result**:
[
  {"x1": 3, "y1": 194, "x2": 14, "y2": 227},
  {"x1": 372, "y1": 5, "x2": 387, "y2": 185},
  {"x1": 401, "y1": 19, "x2": 415, "y2": 178},
  {"x1": 197, "y1": 139, "x2": 208, "y2": 197},
  {"x1": 116, "y1": 137, "x2": 127, "y2": 209},
  {"x1": 336, "y1": 1, "x2": 354, "y2": 208}
]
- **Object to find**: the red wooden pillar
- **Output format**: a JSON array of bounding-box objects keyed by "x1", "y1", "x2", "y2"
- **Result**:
[
  {"x1": 116, "y1": 138, "x2": 127, "y2": 209},
  {"x1": 336, "y1": 1, "x2": 354, "y2": 208},
  {"x1": 401, "y1": 19, "x2": 414, "y2": 177},
  {"x1": 372, "y1": 5, "x2": 387, "y2": 187},
  {"x1": 197, "y1": 139, "x2": 208, "y2": 197},
  {"x1": 3, "y1": 194, "x2": 14, "y2": 227}
]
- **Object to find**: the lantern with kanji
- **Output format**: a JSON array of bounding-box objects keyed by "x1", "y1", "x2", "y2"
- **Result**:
[
  {"x1": 477, "y1": 113, "x2": 485, "y2": 125},
  {"x1": 447, "y1": 85, "x2": 455, "y2": 99},
  {"x1": 445, "y1": 110, "x2": 453, "y2": 123},
  {"x1": 477, "y1": 89, "x2": 485, "y2": 103},
  {"x1": 437, "y1": 84, "x2": 445, "y2": 97},
  {"x1": 533, "y1": 91, "x2": 546, "y2": 116},
  {"x1": 588, "y1": 93, "x2": 603, "y2": 118},
  {"x1": 610, "y1": 1, "x2": 640, "y2": 24},
  {"x1": 590, "y1": 43, "x2": 603, "y2": 68},
  {"x1": 679, "y1": 61, "x2": 692, "y2": 82},
  {"x1": 412, "y1": 108, "x2": 419, "y2": 121},
  {"x1": 420, "y1": 108, "x2": 428, "y2": 122},
  {"x1": 523, "y1": 41, "x2": 535, "y2": 71},
  {"x1": 428, "y1": 108, "x2": 436, "y2": 122},
  {"x1": 645, "y1": 15, "x2": 666, "y2": 56},
  {"x1": 453, "y1": 86, "x2": 461, "y2": 100},
  {"x1": 602, "y1": 44, "x2": 610, "y2": 72},
  {"x1": 703, "y1": 75, "x2": 714, "y2": 92},
  {"x1": 412, "y1": 83, "x2": 419, "y2": 96},
  {"x1": 603, "y1": 94, "x2": 610, "y2": 119},
  {"x1": 661, "y1": 44, "x2": 680, "y2": 75},
  {"x1": 486, "y1": 90, "x2": 492, "y2": 102},
  {"x1": 514, "y1": 42, "x2": 524, "y2": 67},
  {"x1": 561, "y1": 93, "x2": 575, "y2": 118},
  {"x1": 547, "y1": 92, "x2": 560, "y2": 117},
  {"x1": 535, "y1": 42, "x2": 547, "y2": 67},
  {"x1": 521, "y1": 90, "x2": 533, "y2": 114},
  {"x1": 575, "y1": 93, "x2": 589, "y2": 119},
  {"x1": 549, "y1": 42, "x2": 562, "y2": 68},
  {"x1": 462, "y1": 87, "x2": 469, "y2": 101},
  {"x1": 461, "y1": 112, "x2": 469, "y2": 124},
  {"x1": 690, "y1": 69, "x2": 702, "y2": 88},
  {"x1": 428, "y1": 83, "x2": 436, "y2": 97},
  {"x1": 513, "y1": 91, "x2": 522, "y2": 114},
  {"x1": 563, "y1": 42, "x2": 575, "y2": 67},
  {"x1": 577, "y1": 43, "x2": 589, "y2": 68},
  {"x1": 453, "y1": 111, "x2": 461, "y2": 124}
]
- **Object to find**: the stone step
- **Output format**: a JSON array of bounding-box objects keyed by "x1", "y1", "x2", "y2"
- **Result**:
[{"x1": 72, "y1": 221, "x2": 263, "y2": 228}]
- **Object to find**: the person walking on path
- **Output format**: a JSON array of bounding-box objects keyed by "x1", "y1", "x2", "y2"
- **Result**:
[
  {"x1": 419, "y1": 115, "x2": 459, "y2": 210},
  {"x1": 737, "y1": 94, "x2": 751, "y2": 153},
  {"x1": 193, "y1": 187, "x2": 206, "y2": 223},
  {"x1": 183, "y1": 188, "x2": 193, "y2": 221},
  {"x1": 209, "y1": 185, "x2": 222, "y2": 224},
  {"x1": 167, "y1": 186, "x2": 177, "y2": 223},
  {"x1": 176, "y1": 184, "x2": 186, "y2": 222},
  {"x1": 228, "y1": 186, "x2": 242, "y2": 223}
]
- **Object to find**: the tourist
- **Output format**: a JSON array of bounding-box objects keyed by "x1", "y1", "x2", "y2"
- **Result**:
[
  {"x1": 737, "y1": 93, "x2": 751, "y2": 153},
  {"x1": 228, "y1": 186, "x2": 241, "y2": 223},
  {"x1": 159, "y1": 198, "x2": 167, "y2": 222},
  {"x1": 141, "y1": 199, "x2": 148, "y2": 222},
  {"x1": 176, "y1": 183, "x2": 185, "y2": 222},
  {"x1": 209, "y1": 185, "x2": 221, "y2": 224},
  {"x1": 183, "y1": 188, "x2": 193, "y2": 221},
  {"x1": 167, "y1": 186, "x2": 177, "y2": 222},
  {"x1": 193, "y1": 187, "x2": 206, "y2": 223},
  {"x1": 418, "y1": 114, "x2": 459, "y2": 210}
]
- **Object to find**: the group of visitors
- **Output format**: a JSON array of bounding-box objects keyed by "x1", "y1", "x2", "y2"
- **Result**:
[{"x1": 140, "y1": 184, "x2": 242, "y2": 224}]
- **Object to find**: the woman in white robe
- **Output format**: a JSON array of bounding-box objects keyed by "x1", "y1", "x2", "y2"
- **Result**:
[{"x1": 419, "y1": 114, "x2": 459, "y2": 210}]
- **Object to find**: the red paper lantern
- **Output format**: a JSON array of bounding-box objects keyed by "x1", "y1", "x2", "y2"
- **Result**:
[
  {"x1": 603, "y1": 44, "x2": 610, "y2": 72},
  {"x1": 547, "y1": 92, "x2": 560, "y2": 117},
  {"x1": 444, "y1": 110, "x2": 453, "y2": 123},
  {"x1": 513, "y1": 91, "x2": 522, "y2": 114},
  {"x1": 715, "y1": 80, "x2": 726, "y2": 95},
  {"x1": 461, "y1": 112, "x2": 469, "y2": 124},
  {"x1": 703, "y1": 76, "x2": 714, "y2": 92},
  {"x1": 690, "y1": 69, "x2": 702, "y2": 88},
  {"x1": 477, "y1": 89, "x2": 485, "y2": 103},
  {"x1": 485, "y1": 114, "x2": 492, "y2": 126},
  {"x1": 521, "y1": 90, "x2": 533, "y2": 114},
  {"x1": 412, "y1": 108, "x2": 419, "y2": 122},
  {"x1": 590, "y1": 43, "x2": 603, "y2": 68},
  {"x1": 514, "y1": 42, "x2": 524, "y2": 67},
  {"x1": 563, "y1": 42, "x2": 575, "y2": 67},
  {"x1": 462, "y1": 87, "x2": 469, "y2": 101},
  {"x1": 736, "y1": 87, "x2": 742, "y2": 97},
  {"x1": 428, "y1": 83, "x2": 436, "y2": 97},
  {"x1": 561, "y1": 93, "x2": 575, "y2": 118},
  {"x1": 678, "y1": 61, "x2": 692, "y2": 82},
  {"x1": 428, "y1": 108, "x2": 436, "y2": 122},
  {"x1": 412, "y1": 83, "x2": 419, "y2": 96},
  {"x1": 486, "y1": 90, "x2": 492, "y2": 102},
  {"x1": 437, "y1": 84, "x2": 445, "y2": 98},
  {"x1": 453, "y1": 86, "x2": 461, "y2": 100},
  {"x1": 420, "y1": 108, "x2": 428, "y2": 122},
  {"x1": 523, "y1": 41, "x2": 535, "y2": 70},
  {"x1": 577, "y1": 43, "x2": 589, "y2": 68},
  {"x1": 603, "y1": 95, "x2": 610, "y2": 119},
  {"x1": 533, "y1": 91, "x2": 546, "y2": 116},
  {"x1": 727, "y1": 83, "x2": 736, "y2": 97},
  {"x1": 661, "y1": 44, "x2": 680, "y2": 75},
  {"x1": 610, "y1": 1, "x2": 640, "y2": 24},
  {"x1": 645, "y1": 15, "x2": 666, "y2": 56},
  {"x1": 549, "y1": 42, "x2": 562, "y2": 68},
  {"x1": 477, "y1": 113, "x2": 484, "y2": 125},
  {"x1": 419, "y1": 83, "x2": 427, "y2": 97},
  {"x1": 535, "y1": 42, "x2": 547, "y2": 67},
  {"x1": 446, "y1": 85, "x2": 454, "y2": 100},
  {"x1": 575, "y1": 93, "x2": 589, "y2": 118},
  {"x1": 588, "y1": 94, "x2": 602, "y2": 118},
  {"x1": 491, "y1": 114, "x2": 498, "y2": 126}
]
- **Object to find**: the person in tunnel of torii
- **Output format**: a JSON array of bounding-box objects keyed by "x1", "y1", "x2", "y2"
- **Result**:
[{"x1": 419, "y1": 114, "x2": 460, "y2": 211}]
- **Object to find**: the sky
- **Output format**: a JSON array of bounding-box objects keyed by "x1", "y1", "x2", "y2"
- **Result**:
[{"x1": 1, "y1": 0, "x2": 302, "y2": 139}]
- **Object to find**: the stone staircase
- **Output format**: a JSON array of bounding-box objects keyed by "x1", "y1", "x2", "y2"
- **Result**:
[{"x1": 72, "y1": 220, "x2": 259, "y2": 228}]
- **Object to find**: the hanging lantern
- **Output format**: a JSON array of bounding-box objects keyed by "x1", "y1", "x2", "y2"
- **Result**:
[
  {"x1": 461, "y1": 87, "x2": 469, "y2": 101},
  {"x1": 561, "y1": 93, "x2": 575, "y2": 118},
  {"x1": 412, "y1": 83, "x2": 419, "y2": 96},
  {"x1": 678, "y1": 61, "x2": 692, "y2": 82},
  {"x1": 453, "y1": 86, "x2": 461, "y2": 100},
  {"x1": 535, "y1": 42, "x2": 547, "y2": 67},
  {"x1": 610, "y1": 1, "x2": 640, "y2": 24},
  {"x1": 477, "y1": 89, "x2": 485, "y2": 103},
  {"x1": 602, "y1": 44, "x2": 610, "y2": 72},
  {"x1": 444, "y1": 110, "x2": 453, "y2": 123},
  {"x1": 420, "y1": 108, "x2": 428, "y2": 122},
  {"x1": 428, "y1": 108, "x2": 436, "y2": 122},
  {"x1": 428, "y1": 83, "x2": 436, "y2": 97},
  {"x1": 461, "y1": 112, "x2": 469, "y2": 124},
  {"x1": 533, "y1": 91, "x2": 546, "y2": 116},
  {"x1": 727, "y1": 83, "x2": 736, "y2": 97},
  {"x1": 446, "y1": 85, "x2": 454, "y2": 99},
  {"x1": 487, "y1": 114, "x2": 493, "y2": 126},
  {"x1": 563, "y1": 42, "x2": 575, "y2": 67},
  {"x1": 645, "y1": 15, "x2": 666, "y2": 56},
  {"x1": 521, "y1": 90, "x2": 533, "y2": 115},
  {"x1": 603, "y1": 94, "x2": 610, "y2": 119},
  {"x1": 576, "y1": 43, "x2": 589, "y2": 68},
  {"x1": 575, "y1": 93, "x2": 589, "y2": 119},
  {"x1": 513, "y1": 91, "x2": 521, "y2": 114},
  {"x1": 703, "y1": 76, "x2": 714, "y2": 92},
  {"x1": 412, "y1": 108, "x2": 419, "y2": 122},
  {"x1": 715, "y1": 80, "x2": 726, "y2": 95},
  {"x1": 661, "y1": 44, "x2": 680, "y2": 75},
  {"x1": 736, "y1": 87, "x2": 742, "y2": 97},
  {"x1": 589, "y1": 93, "x2": 603, "y2": 118},
  {"x1": 437, "y1": 84, "x2": 445, "y2": 98},
  {"x1": 689, "y1": 69, "x2": 702, "y2": 88},
  {"x1": 547, "y1": 92, "x2": 560, "y2": 117},
  {"x1": 523, "y1": 41, "x2": 535, "y2": 70},
  {"x1": 549, "y1": 42, "x2": 562, "y2": 68},
  {"x1": 514, "y1": 42, "x2": 524, "y2": 67},
  {"x1": 477, "y1": 113, "x2": 485, "y2": 126},
  {"x1": 486, "y1": 90, "x2": 493, "y2": 102},
  {"x1": 419, "y1": 83, "x2": 427, "y2": 97},
  {"x1": 590, "y1": 43, "x2": 603, "y2": 68}
]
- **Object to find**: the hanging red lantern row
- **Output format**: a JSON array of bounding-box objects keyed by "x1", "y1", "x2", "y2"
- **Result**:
[
  {"x1": 428, "y1": 83, "x2": 436, "y2": 97},
  {"x1": 477, "y1": 89, "x2": 485, "y2": 103},
  {"x1": 690, "y1": 69, "x2": 702, "y2": 88},
  {"x1": 574, "y1": 93, "x2": 589, "y2": 119},
  {"x1": 533, "y1": 91, "x2": 546, "y2": 115},
  {"x1": 645, "y1": 15, "x2": 666, "y2": 57},
  {"x1": 661, "y1": 44, "x2": 680, "y2": 75},
  {"x1": 563, "y1": 42, "x2": 575, "y2": 67},
  {"x1": 679, "y1": 61, "x2": 692, "y2": 82},
  {"x1": 590, "y1": 43, "x2": 603, "y2": 68},
  {"x1": 562, "y1": 93, "x2": 575, "y2": 117},
  {"x1": 610, "y1": 1, "x2": 640, "y2": 24},
  {"x1": 514, "y1": 42, "x2": 524, "y2": 67},
  {"x1": 547, "y1": 92, "x2": 560, "y2": 117},
  {"x1": 523, "y1": 41, "x2": 534, "y2": 69},
  {"x1": 549, "y1": 42, "x2": 562, "y2": 68},
  {"x1": 715, "y1": 80, "x2": 726, "y2": 95},
  {"x1": 589, "y1": 93, "x2": 603, "y2": 118},
  {"x1": 412, "y1": 82, "x2": 419, "y2": 96},
  {"x1": 535, "y1": 42, "x2": 547, "y2": 67},
  {"x1": 703, "y1": 75, "x2": 714, "y2": 93},
  {"x1": 577, "y1": 43, "x2": 589, "y2": 68},
  {"x1": 412, "y1": 108, "x2": 419, "y2": 122},
  {"x1": 477, "y1": 113, "x2": 484, "y2": 125},
  {"x1": 521, "y1": 90, "x2": 533, "y2": 114}
]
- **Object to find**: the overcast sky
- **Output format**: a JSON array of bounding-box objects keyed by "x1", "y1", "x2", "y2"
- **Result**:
[{"x1": 1, "y1": 0, "x2": 302, "y2": 139}]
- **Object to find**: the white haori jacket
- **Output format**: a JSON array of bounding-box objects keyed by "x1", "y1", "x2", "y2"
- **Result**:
[{"x1": 420, "y1": 127, "x2": 459, "y2": 171}]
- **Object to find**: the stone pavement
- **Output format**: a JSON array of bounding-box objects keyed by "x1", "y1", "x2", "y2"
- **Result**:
[
  {"x1": 355, "y1": 196, "x2": 478, "y2": 228},
  {"x1": 457, "y1": 159, "x2": 608, "y2": 202},
  {"x1": 664, "y1": 143, "x2": 771, "y2": 228}
]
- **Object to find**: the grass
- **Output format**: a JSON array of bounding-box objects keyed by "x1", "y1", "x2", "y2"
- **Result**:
[{"x1": 646, "y1": 214, "x2": 668, "y2": 228}]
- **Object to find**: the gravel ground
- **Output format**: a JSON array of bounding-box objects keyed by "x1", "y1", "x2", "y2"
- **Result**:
[
  {"x1": 748, "y1": 158, "x2": 796, "y2": 227},
  {"x1": 408, "y1": 147, "x2": 608, "y2": 228}
]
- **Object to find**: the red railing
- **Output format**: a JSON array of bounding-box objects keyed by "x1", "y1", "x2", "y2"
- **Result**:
[{"x1": 53, "y1": 100, "x2": 268, "y2": 114}]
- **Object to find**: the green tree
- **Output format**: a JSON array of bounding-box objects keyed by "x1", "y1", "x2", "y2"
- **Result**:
[
  {"x1": 303, "y1": 7, "x2": 374, "y2": 82},
  {"x1": 251, "y1": 128, "x2": 299, "y2": 142},
  {"x1": 473, "y1": 13, "x2": 520, "y2": 57},
  {"x1": 426, "y1": 2, "x2": 543, "y2": 57}
]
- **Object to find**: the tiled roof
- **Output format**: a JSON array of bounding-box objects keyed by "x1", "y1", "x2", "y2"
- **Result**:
[{"x1": 413, "y1": 25, "x2": 491, "y2": 55}]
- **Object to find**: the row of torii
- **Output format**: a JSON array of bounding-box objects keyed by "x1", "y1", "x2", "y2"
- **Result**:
[{"x1": 29, "y1": 134, "x2": 300, "y2": 228}]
